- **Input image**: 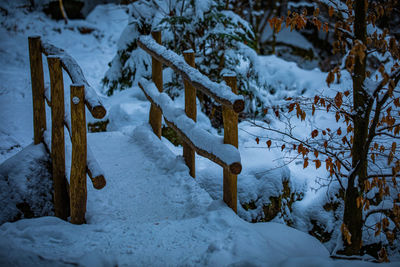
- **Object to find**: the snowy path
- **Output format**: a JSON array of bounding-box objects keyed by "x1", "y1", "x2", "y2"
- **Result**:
[
  {"x1": 86, "y1": 129, "x2": 212, "y2": 225},
  {"x1": 1, "y1": 127, "x2": 334, "y2": 266}
]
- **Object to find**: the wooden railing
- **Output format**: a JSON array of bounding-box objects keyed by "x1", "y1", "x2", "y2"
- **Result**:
[
  {"x1": 28, "y1": 36, "x2": 107, "y2": 224},
  {"x1": 138, "y1": 32, "x2": 243, "y2": 213}
]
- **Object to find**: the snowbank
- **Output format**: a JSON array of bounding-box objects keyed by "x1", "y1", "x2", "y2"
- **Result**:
[{"x1": 0, "y1": 143, "x2": 53, "y2": 224}]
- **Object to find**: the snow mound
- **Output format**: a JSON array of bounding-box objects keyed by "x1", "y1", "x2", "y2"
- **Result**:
[{"x1": 0, "y1": 143, "x2": 54, "y2": 224}]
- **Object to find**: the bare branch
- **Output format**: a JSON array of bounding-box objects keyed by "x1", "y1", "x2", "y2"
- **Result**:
[{"x1": 365, "y1": 69, "x2": 400, "y2": 152}]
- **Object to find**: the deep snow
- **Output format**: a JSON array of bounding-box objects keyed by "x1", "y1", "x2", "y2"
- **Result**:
[{"x1": 0, "y1": 2, "x2": 399, "y2": 266}]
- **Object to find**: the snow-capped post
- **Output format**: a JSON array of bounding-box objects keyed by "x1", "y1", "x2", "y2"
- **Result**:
[
  {"x1": 149, "y1": 31, "x2": 163, "y2": 138},
  {"x1": 183, "y1": 50, "x2": 196, "y2": 178},
  {"x1": 223, "y1": 75, "x2": 239, "y2": 213},
  {"x1": 28, "y1": 36, "x2": 46, "y2": 145},
  {"x1": 70, "y1": 84, "x2": 87, "y2": 224},
  {"x1": 47, "y1": 56, "x2": 70, "y2": 220}
]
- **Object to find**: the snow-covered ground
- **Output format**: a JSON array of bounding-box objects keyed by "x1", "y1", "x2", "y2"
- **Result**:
[{"x1": 0, "y1": 2, "x2": 398, "y2": 266}]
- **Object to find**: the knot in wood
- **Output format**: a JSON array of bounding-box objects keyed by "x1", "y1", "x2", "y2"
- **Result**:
[{"x1": 72, "y1": 96, "x2": 80, "y2": 105}]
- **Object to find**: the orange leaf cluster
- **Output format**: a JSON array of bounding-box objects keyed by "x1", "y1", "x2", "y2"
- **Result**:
[
  {"x1": 268, "y1": 17, "x2": 283, "y2": 33},
  {"x1": 266, "y1": 140, "x2": 272, "y2": 148},
  {"x1": 341, "y1": 223, "x2": 352, "y2": 245}
]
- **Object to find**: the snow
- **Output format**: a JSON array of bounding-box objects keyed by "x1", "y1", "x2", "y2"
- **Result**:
[
  {"x1": 41, "y1": 84, "x2": 106, "y2": 184},
  {"x1": 1, "y1": 2, "x2": 400, "y2": 266},
  {"x1": 221, "y1": 10, "x2": 254, "y2": 37},
  {"x1": 0, "y1": 143, "x2": 53, "y2": 224},
  {"x1": 0, "y1": 129, "x2": 330, "y2": 266},
  {"x1": 139, "y1": 78, "x2": 241, "y2": 166},
  {"x1": 138, "y1": 35, "x2": 244, "y2": 106},
  {"x1": 194, "y1": 0, "x2": 213, "y2": 20},
  {"x1": 71, "y1": 96, "x2": 80, "y2": 105},
  {"x1": 261, "y1": 26, "x2": 314, "y2": 50},
  {"x1": 41, "y1": 41, "x2": 105, "y2": 118}
]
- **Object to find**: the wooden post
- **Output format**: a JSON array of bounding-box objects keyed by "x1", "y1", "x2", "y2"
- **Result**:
[
  {"x1": 149, "y1": 31, "x2": 163, "y2": 138},
  {"x1": 222, "y1": 75, "x2": 239, "y2": 213},
  {"x1": 48, "y1": 56, "x2": 70, "y2": 220},
  {"x1": 70, "y1": 84, "x2": 87, "y2": 224},
  {"x1": 183, "y1": 50, "x2": 196, "y2": 178},
  {"x1": 28, "y1": 36, "x2": 46, "y2": 144}
]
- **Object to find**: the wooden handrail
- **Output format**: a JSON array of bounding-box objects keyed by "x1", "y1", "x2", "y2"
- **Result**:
[
  {"x1": 64, "y1": 113, "x2": 106, "y2": 190},
  {"x1": 28, "y1": 36, "x2": 106, "y2": 224},
  {"x1": 138, "y1": 32, "x2": 243, "y2": 213},
  {"x1": 137, "y1": 36, "x2": 245, "y2": 113},
  {"x1": 40, "y1": 40, "x2": 106, "y2": 119},
  {"x1": 44, "y1": 60, "x2": 106, "y2": 190},
  {"x1": 138, "y1": 79, "x2": 242, "y2": 175}
]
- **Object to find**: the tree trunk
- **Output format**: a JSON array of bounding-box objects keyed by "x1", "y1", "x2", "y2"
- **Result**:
[{"x1": 342, "y1": 0, "x2": 369, "y2": 255}]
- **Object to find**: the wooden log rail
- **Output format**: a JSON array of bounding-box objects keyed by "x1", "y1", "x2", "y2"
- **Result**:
[
  {"x1": 138, "y1": 32, "x2": 242, "y2": 213},
  {"x1": 137, "y1": 36, "x2": 245, "y2": 113},
  {"x1": 41, "y1": 41, "x2": 106, "y2": 119},
  {"x1": 138, "y1": 79, "x2": 242, "y2": 174},
  {"x1": 43, "y1": 85, "x2": 106, "y2": 189},
  {"x1": 28, "y1": 36, "x2": 106, "y2": 224}
]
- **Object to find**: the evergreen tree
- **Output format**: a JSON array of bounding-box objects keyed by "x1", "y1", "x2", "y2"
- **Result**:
[{"x1": 103, "y1": 0, "x2": 269, "y2": 122}]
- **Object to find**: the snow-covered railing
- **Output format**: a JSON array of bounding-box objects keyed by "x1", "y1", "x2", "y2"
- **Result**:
[
  {"x1": 137, "y1": 35, "x2": 245, "y2": 113},
  {"x1": 28, "y1": 36, "x2": 106, "y2": 224},
  {"x1": 138, "y1": 32, "x2": 242, "y2": 213},
  {"x1": 41, "y1": 42, "x2": 106, "y2": 119},
  {"x1": 139, "y1": 78, "x2": 242, "y2": 174}
]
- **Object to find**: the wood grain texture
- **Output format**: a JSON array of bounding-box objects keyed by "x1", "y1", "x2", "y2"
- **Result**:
[
  {"x1": 222, "y1": 75, "x2": 239, "y2": 213},
  {"x1": 48, "y1": 56, "x2": 70, "y2": 220},
  {"x1": 137, "y1": 39, "x2": 244, "y2": 113},
  {"x1": 149, "y1": 31, "x2": 163, "y2": 138},
  {"x1": 223, "y1": 168, "x2": 237, "y2": 213},
  {"x1": 70, "y1": 84, "x2": 87, "y2": 224},
  {"x1": 183, "y1": 51, "x2": 196, "y2": 178},
  {"x1": 222, "y1": 75, "x2": 239, "y2": 147},
  {"x1": 28, "y1": 36, "x2": 46, "y2": 144}
]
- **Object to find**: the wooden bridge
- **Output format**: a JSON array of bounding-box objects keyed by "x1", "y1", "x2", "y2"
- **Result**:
[{"x1": 28, "y1": 32, "x2": 243, "y2": 224}]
